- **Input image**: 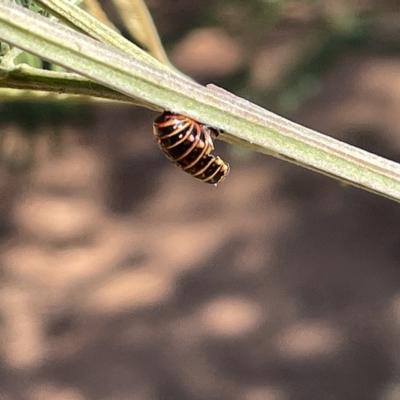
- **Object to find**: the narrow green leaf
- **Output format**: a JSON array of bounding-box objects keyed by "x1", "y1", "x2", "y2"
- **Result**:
[
  {"x1": 0, "y1": 1, "x2": 400, "y2": 203},
  {"x1": 112, "y1": 0, "x2": 172, "y2": 66}
]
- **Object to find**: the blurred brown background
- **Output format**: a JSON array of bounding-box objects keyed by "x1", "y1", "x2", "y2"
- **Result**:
[{"x1": 1, "y1": 0, "x2": 400, "y2": 399}]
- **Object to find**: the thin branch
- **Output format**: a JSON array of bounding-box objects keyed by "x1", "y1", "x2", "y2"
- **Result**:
[
  {"x1": 33, "y1": 0, "x2": 176, "y2": 71},
  {"x1": 1, "y1": 64, "x2": 158, "y2": 108},
  {"x1": 112, "y1": 0, "x2": 172, "y2": 66},
  {"x1": 83, "y1": 0, "x2": 118, "y2": 30},
  {"x1": 0, "y1": 1, "x2": 400, "y2": 203}
]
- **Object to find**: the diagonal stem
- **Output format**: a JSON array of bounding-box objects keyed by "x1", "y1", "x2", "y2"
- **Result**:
[{"x1": 0, "y1": 1, "x2": 400, "y2": 202}]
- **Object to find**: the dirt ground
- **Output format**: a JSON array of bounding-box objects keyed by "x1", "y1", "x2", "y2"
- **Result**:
[{"x1": 2, "y1": 3, "x2": 400, "y2": 400}]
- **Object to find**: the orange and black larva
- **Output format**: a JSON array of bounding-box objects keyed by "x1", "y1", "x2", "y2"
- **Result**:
[{"x1": 153, "y1": 112, "x2": 230, "y2": 184}]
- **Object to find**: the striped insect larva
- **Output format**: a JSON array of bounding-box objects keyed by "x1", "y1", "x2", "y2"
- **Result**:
[{"x1": 153, "y1": 112, "x2": 230, "y2": 184}]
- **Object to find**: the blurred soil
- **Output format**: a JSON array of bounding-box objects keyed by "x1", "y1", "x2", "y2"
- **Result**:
[{"x1": 1, "y1": 2, "x2": 400, "y2": 400}]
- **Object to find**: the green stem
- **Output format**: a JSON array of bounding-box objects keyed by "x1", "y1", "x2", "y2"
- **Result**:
[
  {"x1": 0, "y1": 1, "x2": 400, "y2": 202},
  {"x1": 1, "y1": 64, "x2": 157, "y2": 107},
  {"x1": 33, "y1": 0, "x2": 175, "y2": 70}
]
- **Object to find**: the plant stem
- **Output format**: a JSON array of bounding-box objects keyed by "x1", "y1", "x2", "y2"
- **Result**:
[{"x1": 0, "y1": 1, "x2": 400, "y2": 202}]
